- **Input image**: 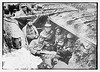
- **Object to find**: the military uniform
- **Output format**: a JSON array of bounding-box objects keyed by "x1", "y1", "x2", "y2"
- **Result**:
[
  {"x1": 29, "y1": 39, "x2": 45, "y2": 55},
  {"x1": 40, "y1": 30, "x2": 54, "y2": 43}
]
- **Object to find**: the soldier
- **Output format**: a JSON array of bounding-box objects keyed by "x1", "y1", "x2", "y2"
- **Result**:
[
  {"x1": 22, "y1": 21, "x2": 39, "y2": 44},
  {"x1": 28, "y1": 36, "x2": 46, "y2": 55},
  {"x1": 40, "y1": 23, "x2": 54, "y2": 44},
  {"x1": 63, "y1": 33, "x2": 75, "y2": 52},
  {"x1": 54, "y1": 27, "x2": 66, "y2": 51},
  {"x1": 4, "y1": 17, "x2": 27, "y2": 49},
  {"x1": 14, "y1": 4, "x2": 32, "y2": 17},
  {"x1": 54, "y1": 27, "x2": 66, "y2": 45}
]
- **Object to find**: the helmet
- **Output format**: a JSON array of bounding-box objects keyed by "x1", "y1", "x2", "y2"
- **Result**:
[{"x1": 67, "y1": 33, "x2": 73, "y2": 38}]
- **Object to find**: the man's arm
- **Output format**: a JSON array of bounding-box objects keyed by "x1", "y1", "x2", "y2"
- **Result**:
[
  {"x1": 26, "y1": 34, "x2": 36, "y2": 39},
  {"x1": 28, "y1": 40, "x2": 42, "y2": 55},
  {"x1": 28, "y1": 40, "x2": 37, "y2": 54}
]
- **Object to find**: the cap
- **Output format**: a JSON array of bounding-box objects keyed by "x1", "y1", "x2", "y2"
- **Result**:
[
  {"x1": 67, "y1": 48, "x2": 71, "y2": 51},
  {"x1": 27, "y1": 19, "x2": 33, "y2": 22},
  {"x1": 44, "y1": 23, "x2": 51, "y2": 27},
  {"x1": 21, "y1": 4, "x2": 27, "y2": 8}
]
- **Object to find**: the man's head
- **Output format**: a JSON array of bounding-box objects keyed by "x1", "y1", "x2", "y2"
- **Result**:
[
  {"x1": 56, "y1": 28, "x2": 61, "y2": 35},
  {"x1": 21, "y1": 4, "x2": 27, "y2": 11},
  {"x1": 55, "y1": 27, "x2": 62, "y2": 35},
  {"x1": 44, "y1": 23, "x2": 52, "y2": 33},
  {"x1": 67, "y1": 33, "x2": 73, "y2": 39},
  {"x1": 27, "y1": 21, "x2": 33, "y2": 26}
]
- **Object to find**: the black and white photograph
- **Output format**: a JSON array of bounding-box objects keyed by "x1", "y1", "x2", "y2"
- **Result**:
[{"x1": 2, "y1": 2, "x2": 98, "y2": 70}]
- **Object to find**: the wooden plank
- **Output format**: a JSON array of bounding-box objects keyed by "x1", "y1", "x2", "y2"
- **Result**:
[{"x1": 49, "y1": 15, "x2": 96, "y2": 45}]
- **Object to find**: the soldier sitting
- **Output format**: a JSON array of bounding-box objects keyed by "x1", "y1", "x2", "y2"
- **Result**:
[
  {"x1": 40, "y1": 23, "x2": 54, "y2": 44},
  {"x1": 28, "y1": 36, "x2": 46, "y2": 56},
  {"x1": 22, "y1": 21, "x2": 39, "y2": 44}
]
